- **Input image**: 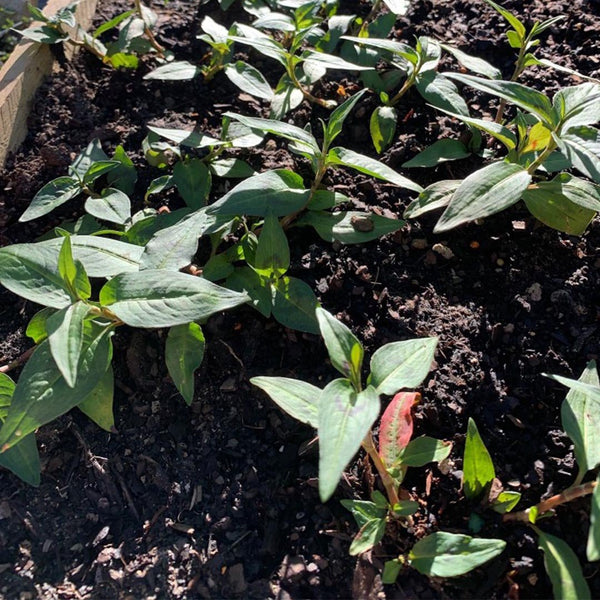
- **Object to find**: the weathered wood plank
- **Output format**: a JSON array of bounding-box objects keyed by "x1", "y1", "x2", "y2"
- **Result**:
[{"x1": 0, "y1": 0, "x2": 99, "y2": 166}]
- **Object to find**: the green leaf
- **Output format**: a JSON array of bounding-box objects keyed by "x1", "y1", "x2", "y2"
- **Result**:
[
  {"x1": 140, "y1": 207, "x2": 229, "y2": 271},
  {"x1": 435, "y1": 161, "x2": 532, "y2": 232},
  {"x1": 349, "y1": 518, "x2": 386, "y2": 556},
  {"x1": 404, "y1": 180, "x2": 460, "y2": 218},
  {"x1": 173, "y1": 159, "x2": 212, "y2": 209},
  {"x1": 26, "y1": 307, "x2": 56, "y2": 344},
  {"x1": 341, "y1": 498, "x2": 387, "y2": 527},
  {"x1": 445, "y1": 73, "x2": 555, "y2": 125},
  {"x1": 85, "y1": 188, "x2": 131, "y2": 225},
  {"x1": 483, "y1": 0, "x2": 526, "y2": 39},
  {"x1": 400, "y1": 435, "x2": 452, "y2": 467},
  {"x1": 409, "y1": 532, "x2": 506, "y2": 577},
  {"x1": 224, "y1": 112, "x2": 320, "y2": 154},
  {"x1": 326, "y1": 89, "x2": 368, "y2": 145},
  {"x1": 147, "y1": 125, "x2": 221, "y2": 149},
  {"x1": 251, "y1": 377, "x2": 321, "y2": 428},
  {"x1": 57, "y1": 235, "x2": 77, "y2": 289},
  {"x1": 99, "y1": 270, "x2": 249, "y2": 328},
  {"x1": 302, "y1": 50, "x2": 371, "y2": 73},
  {"x1": 207, "y1": 170, "x2": 310, "y2": 217},
  {"x1": 370, "y1": 106, "x2": 398, "y2": 154},
  {"x1": 382, "y1": 559, "x2": 402, "y2": 584},
  {"x1": 165, "y1": 323, "x2": 205, "y2": 405},
  {"x1": 318, "y1": 381, "x2": 380, "y2": 501},
  {"x1": 0, "y1": 374, "x2": 40, "y2": 486},
  {"x1": 224, "y1": 61, "x2": 273, "y2": 100},
  {"x1": 19, "y1": 177, "x2": 81, "y2": 222},
  {"x1": 536, "y1": 529, "x2": 591, "y2": 600},
  {"x1": 202, "y1": 254, "x2": 234, "y2": 282},
  {"x1": 253, "y1": 214, "x2": 290, "y2": 278},
  {"x1": 433, "y1": 106, "x2": 517, "y2": 150},
  {"x1": 392, "y1": 500, "x2": 420, "y2": 516},
  {"x1": 369, "y1": 337, "x2": 438, "y2": 396},
  {"x1": 554, "y1": 83, "x2": 600, "y2": 130},
  {"x1": 522, "y1": 175, "x2": 599, "y2": 235},
  {"x1": 0, "y1": 243, "x2": 72, "y2": 308},
  {"x1": 144, "y1": 61, "x2": 202, "y2": 80},
  {"x1": 416, "y1": 72, "x2": 469, "y2": 117},
  {"x1": 209, "y1": 158, "x2": 255, "y2": 178},
  {"x1": 19, "y1": 24, "x2": 68, "y2": 44},
  {"x1": 70, "y1": 139, "x2": 110, "y2": 180},
  {"x1": 0, "y1": 323, "x2": 113, "y2": 451},
  {"x1": 403, "y1": 139, "x2": 470, "y2": 168},
  {"x1": 441, "y1": 44, "x2": 502, "y2": 79},
  {"x1": 327, "y1": 147, "x2": 423, "y2": 193},
  {"x1": 272, "y1": 276, "x2": 320, "y2": 334},
  {"x1": 559, "y1": 361, "x2": 600, "y2": 476},
  {"x1": 93, "y1": 9, "x2": 136, "y2": 38},
  {"x1": 316, "y1": 307, "x2": 363, "y2": 389},
  {"x1": 46, "y1": 302, "x2": 90, "y2": 388},
  {"x1": 299, "y1": 211, "x2": 404, "y2": 245},
  {"x1": 491, "y1": 491, "x2": 522, "y2": 514},
  {"x1": 307, "y1": 190, "x2": 349, "y2": 211},
  {"x1": 82, "y1": 160, "x2": 120, "y2": 185},
  {"x1": 587, "y1": 473, "x2": 600, "y2": 562},
  {"x1": 107, "y1": 145, "x2": 137, "y2": 195},
  {"x1": 559, "y1": 126, "x2": 600, "y2": 183},
  {"x1": 225, "y1": 267, "x2": 272, "y2": 318},
  {"x1": 78, "y1": 366, "x2": 114, "y2": 431},
  {"x1": 463, "y1": 418, "x2": 495, "y2": 501}
]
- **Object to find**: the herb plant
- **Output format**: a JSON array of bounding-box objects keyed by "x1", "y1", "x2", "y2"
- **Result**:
[
  {"x1": 461, "y1": 361, "x2": 600, "y2": 599},
  {"x1": 253, "y1": 308, "x2": 506, "y2": 581},
  {"x1": 20, "y1": 0, "x2": 164, "y2": 69}
]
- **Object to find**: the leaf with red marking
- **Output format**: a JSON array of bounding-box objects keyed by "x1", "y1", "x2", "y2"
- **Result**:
[{"x1": 379, "y1": 392, "x2": 420, "y2": 468}]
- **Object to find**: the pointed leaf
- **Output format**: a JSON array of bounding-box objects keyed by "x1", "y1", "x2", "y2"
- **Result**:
[
  {"x1": 271, "y1": 276, "x2": 320, "y2": 334},
  {"x1": 445, "y1": 73, "x2": 555, "y2": 125},
  {"x1": 559, "y1": 361, "x2": 600, "y2": 475},
  {"x1": 251, "y1": 377, "x2": 321, "y2": 428},
  {"x1": 225, "y1": 267, "x2": 272, "y2": 318},
  {"x1": 173, "y1": 159, "x2": 212, "y2": 209},
  {"x1": 491, "y1": 491, "x2": 522, "y2": 514},
  {"x1": 165, "y1": 323, "x2": 205, "y2": 405},
  {"x1": 147, "y1": 125, "x2": 221, "y2": 149},
  {"x1": 144, "y1": 61, "x2": 202, "y2": 80},
  {"x1": 46, "y1": 302, "x2": 90, "y2": 388},
  {"x1": 559, "y1": 126, "x2": 600, "y2": 183},
  {"x1": 409, "y1": 532, "x2": 506, "y2": 577},
  {"x1": 349, "y1": 518, "x2": 386, "y2": 556},
  {"x1": 536, "y1": 529, "x2": 591, "y2": 600},
  {"x1": 404, "y1": 180, "x2": 460, "y2": 218},
  {"x1": 400, "y1": 435, "x2": 452, "y2": 467},
  {"x1": 554, "y1": 83, "x2": 600, "y2": 130},
  {"x1": 318, "y1": 381, "x2": 380, "y2": 501},
  {"x1": 403, "y1": 139, "x2": 470, "y2": 168},
  {"x1": 463, "y1": 418, "x2": 495, "y2": 500},
  {"x1": 19, "y1": 177, "x2": 81, "y2": 222},
  {"x1": 78, "y1": 366, "x2": 114, "y2": 431},
  {"x1": 379, "y1": 392, "x2": 418, "y2": 467},
  {"x1": 26, "y1": 308, "x2": 56, "y2": 344},
  {"x1": 369, "y1": 337, "x2": 438, "y2": 395},
  {"x1": 327, "y1": 147, "x2": 423, "y2": 193},
  {"x1": 435, "y1": 161, "x2": 531, "y2": 232},
  {"x1": 370, "y1": 106, "x2": 398, "y2": 154},
  {"x1": 0, "y1": 324, "x2": 113, "y2": 451},
  {"x1": 326, "y1": 89, "x2": 368, "y2": 144},
  {"x1": 441, "y1": 44, "x2": 501, "y2": 79},
  {"x1": 254, "y1": 213, "x2": 290, "y2": 278},
  {"x1": 416, "y1": 72, "x2": 469, "y2": 116},
  {"x1": 207, "y1": 170, "x2": 310, "y2": 217},
  {"x1": 85, "y1": 188, "x2": 131, "y2": 225},
  {"x1": 99, "y1": 270, "x2": 249, "y2": 328},
  {"x1": 316, "y1": 307, "x2": 363, "y2": 387},
  {"x1": 224, "y1": 61, "x2": 273, "y2": 100}
]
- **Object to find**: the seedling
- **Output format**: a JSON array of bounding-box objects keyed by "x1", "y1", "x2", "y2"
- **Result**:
[
  {"x1": 403, "y1": 79, "x2": 600, "y2": 234},
  {"x1": 253, "y1": 308, "x2": 505, "y2": 582},
  {"x1": 20, "y1": 0, "x2": 164, "y2": 69},
  {"x1": 461, "y1": 361, "x2": 600, "y2": 599}
]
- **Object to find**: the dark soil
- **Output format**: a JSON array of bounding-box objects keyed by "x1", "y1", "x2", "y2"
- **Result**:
[{"x1": 1, "y1": 0, "x2": 599, "y2": 598}]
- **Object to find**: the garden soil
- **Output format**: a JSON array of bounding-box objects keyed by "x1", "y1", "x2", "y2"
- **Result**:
[{"x1": 0, "y1": 0, "x2": 599, "y2": 598}]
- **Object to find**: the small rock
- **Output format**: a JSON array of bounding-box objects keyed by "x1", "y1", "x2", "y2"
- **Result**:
[
  {"x1": 281, "y1": 555, "x2": 306, "y2": 582},
  {"x1": 411, "y1": 238, "x2": 428, "y2": 250},
  {"x1": 432, "y1": 243, "x2": 454, "y2": 259},
  {"x1": 220, "y1": 377, "x2": 238, "y2": 392},
  {"x1": 526, "y1": 283, "x2": 542, "y2": 302}
]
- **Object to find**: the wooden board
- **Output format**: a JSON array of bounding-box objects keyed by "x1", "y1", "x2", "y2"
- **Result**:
[{"x1": 0, "y1": 0, "x2": 98, "y2": 166}]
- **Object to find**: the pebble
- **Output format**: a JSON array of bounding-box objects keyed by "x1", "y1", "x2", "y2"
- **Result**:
[{"x1": 432, "y1": 243, "x2": 454, "y2": 259}]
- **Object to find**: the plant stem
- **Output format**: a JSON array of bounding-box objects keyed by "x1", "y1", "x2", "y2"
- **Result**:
[
  {"x1": 0, "y1": 347, "x2": 35, "y2": 374},
  {"x1": 362, "y1": 432, "x2": 401, "y2": 507},
  {"x1": 390, "y1": 76, "x2": 415, "y2": 107},
  {"x1": 503, "y1": 480, "x2": 597, "y2": 523},
  {"x1": 494, "y1": 41, "x2": 528, "y2": 123},
  {"x1": 287, "y1": 57, "x2": 334, "y2": 109},
  {"x1": 526, "y1": 139, "x2": 557, "y2": 174},
  {"x1": 133, "y1": 0, "x2": 165, "y2": 58}
]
